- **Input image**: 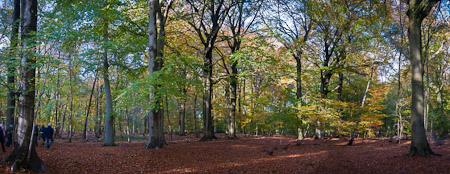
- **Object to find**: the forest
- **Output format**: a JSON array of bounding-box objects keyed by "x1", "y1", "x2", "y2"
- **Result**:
[{"x1": 0, "y1": 0, "x2": 449, "y2": 173}]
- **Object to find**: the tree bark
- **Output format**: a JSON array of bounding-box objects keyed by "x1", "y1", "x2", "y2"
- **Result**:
[
  {"x1": 118, "y1": 111, "x2": 123, "y2": 141},
  {"x1": 406, "y1": 0, "x2": 438, "y2": 156},
  {"x1": 82, "y1": 72, "x2": 98, "y2": 140},
  {"x1": 436, "y1": 73, "x2": 444, "y2": 135},
  {"x1": 228, "y1": 59, "x2": 238, "y2": 139},
  {"x1": 166, "y1": 95, "x2": 172, "y2": 140},
  {"x1": 54, "y1": 86, "x2": 59, "y2": 137},
  {"x1": 179, "y1": 90, "x2": 187, "y2": 136},
  {"x1": 320, "y1": 69, "x2": 333, "y2": 98},
  {"x1": 201, "y1": 48, "x2": 216, "y2": 141},
  {"x1": 54, "y1": 53, "x2": 61, "y2": 137},
  {"x1": 337, "y1": 73, "x2": 344, "y2": 102},
  {"x1": 103, "y1": 19, "x2": 115, "y2": 146},
  {"x1": 295, "y1": 54, "x2": 303, "y2": 140},
  {"x1": 94, "y1": 85, "x2": 102, "y2": 138},
  {"x1": 126, "y1": 108, "x2": 130, "y2": 142},
  {"x1": 294, "y1": 54, "x2": 303, "y2": 103},
  {"x1": 393, "y1": 1, "x2": 405, "y2": 141},
  {"x1": 193, "y1": 93, "x2": 199, "y2": 137},
  {"x1": 6, "y1": 0, "x2": 20, "y2": 130},
  {"x1": 68, "y1": 56, "x2": 74, "y2": 142},
  {"x1": 146, "y1": 0, "x2": 166, "y2": 148},
  {"x1": 2, "y1": 0, "x2": 45, "y2": 172},
  {"x1": 60, "y1": 104, "x2": 66, "y2": 137}
]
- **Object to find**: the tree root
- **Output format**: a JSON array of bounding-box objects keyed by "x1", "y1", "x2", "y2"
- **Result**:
[
  {"x1": 405, "y1": 146, "x2": 441, "y2": 157},
  {"x1": 145, "y1": 138, "x2": 165, "y2": 149},
  {"x1": 199, "y1": 135, "x2": 217, "y2": 141},
  {"x1": 145, "y1": 143, "x2": 164, "y2": 149},
  {"x1": 2, "y1": 146, "x2": 45, "y2": 173},
  {"x1": 103, "y1": 143, "x2": 117, "y2": 147},
  {"x1": 226, "y1": 135, "x2": 238, "y2": 140}
]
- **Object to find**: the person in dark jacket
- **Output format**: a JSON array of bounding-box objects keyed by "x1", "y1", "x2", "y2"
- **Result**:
[
  {"x1": 5, "y1": 125, "x2": 13, "y2": 147},
  {"x1": 0, "y1": 124, "x2": 6, "y2": 152},
  {"x1": 39, "y1": 125, "x2": 46, "y2": 147},
  {"x1": 45, "y1": 123, "x2": 54, "y2": 149},
  {"x1": 33, "y1": 125, "x2": 39, "y2": 146}
]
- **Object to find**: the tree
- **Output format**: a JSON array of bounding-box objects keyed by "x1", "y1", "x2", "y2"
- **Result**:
[
  {"x1": 2, "y1": 0, "x2": 45, "y2": 172},
  {"x1": 264, "y1": 0, "x2": 313, "y2": 139},
  {"x1": 183, "y1": 0, "x2": 235, "y2": 141},
  {"x1": 348, "y1": 62, "x2": 376, "y2": 145},
  {"x1": 146, "y1": 0, "x2": 173, "y2": 148},
  {"x1": 82, "y1": 72, "x2": 98, "y2": 140},
  {"x1": 103, "y1": 17, "x2": 115, "y2": 146},
  {"x1": 406, "y1": 0, "x2": 440, "y2": 156},
  {"x1": 221, "y1": 0, "x2": 261, "y2": 139},
  {"x1": 5, "y1": 0, "x2": 19, "y2": 129},
  {"x1": 68, "y1": 56, "x2": 75, "y2": 142}
]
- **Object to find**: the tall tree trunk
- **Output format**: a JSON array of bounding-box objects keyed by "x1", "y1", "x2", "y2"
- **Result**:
[
  {"x1": 54, "y1": 53, "x2": 61, "y2": 136},
  {"x1": 179, "y1": 89, "x2": 187, "y2": 136},
  {"x1": 406, "y1": 0, "x2": 438, "y2": 156},
  {"x1": 224, "y1": 0, "x2": 254, "y2": 139},
  {"x1": 395, "y1": 3, "x2": 404, "y2": 140},
  {"x1": 193, "y1": 93, "x2": 198, "y2": 137},
  {"x1": 337, "y1": 73, "x2": 344, "y2": 102},
  {"x1": 3, "y1": 0, "x2": 45, "y2": 172},
  {"x1": 118, "y1": 111, "x2": 123, "y2": 141},
  {"x1": 436, "y1": 66, "x2": 445, "y2": 135},
  {"x1": 242, "y1": 79, "x2": 246, "y2": 135},
  {"x1": 94, "y1": 85, "x2": 102, "y2": 138},
  {"x1": 200, "y1": 48, "x2": 216, "y2": 141},
  {"x1": 336, "y1": 71, "x2": 344, "y2": 139},
  {"x1": 237, "y1": 79, "x2": 242, "y2": 133},
  {"x1": 126, "y1": 108, "x2": 130, "y2": 142},
  {"x1": 424, "y1": 59, "x2": 429, "y2": 133},
  {"x1": 348, "y1": 62, "x2": 375, "y2": 145},
  {"x1": 103, "y1": 19, "x2": 115, "y2": 146},
  {"x1": 185, "y1": 0, "x2": 229, "y2": 141},
  {"x1": 228, "y1": 59, "x2": 238, "y2": 139},
  {"x1": 68, "y1": 57, "x2": 74, "y2": 143},
  {"x1": 166, "y1": 95, "x2": 172, "y2": 140},
  {"x1": 132, "y1": 109, "x2": 135, "y2": 135},
  {"x1": 295, "y1": 54, "x2": 303, "y2": 140},
  {"x1": 146, "y1": 0, "x2": 166, "y2": 148},
  {"x1": 54, "y1": 90, "x2": 59, "y2": 137},
  {"x1": 423, "y1": 25, "x2": 431, "y2": 133},
  {"x1": 226, "y1": 36, "x2": 240, "y2": 139},
  {"x1": 83, "y1": 73, "x2": 98, "y2": 140},
  {"x1": 60, "y1": 104, "x2": 66, "y2": 137},
  {"x1": 225, "y1": 84, "x2": 230, "y2": 135},
  {"x1": 6, "y1": 0, "x2": 20, "y2": 130}
]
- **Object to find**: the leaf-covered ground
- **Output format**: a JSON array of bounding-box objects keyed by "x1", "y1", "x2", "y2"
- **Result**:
[{"x1": 0, "y1": 134, "x2": 448, "y2": 173}]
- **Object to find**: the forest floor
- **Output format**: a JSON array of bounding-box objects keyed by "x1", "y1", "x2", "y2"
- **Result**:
[{"x1": 0, "y1": 133, "x2": 449, "y2": 174}]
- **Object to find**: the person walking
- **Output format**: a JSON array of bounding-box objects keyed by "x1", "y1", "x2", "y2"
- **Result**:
[
  {"x1": 5, "y1": 125, "x2": 13, "y2": 147},
  {"x1": 0, "y1": 124, "x2": 6, "y2": 152},
  {"x1": 33, "y1": 125, "x2": 39, "y2": 146},
  {"x1": 39, "y1": 125, "x2": 46, "y2": 147},
  {"x1": 45, "y1": 123, "x2": 54, "y2": 149}
]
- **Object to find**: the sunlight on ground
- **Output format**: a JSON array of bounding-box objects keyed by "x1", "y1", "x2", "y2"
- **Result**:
[{"x1": 162, "y1": 150, "x2": 328, "y2": 173}]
